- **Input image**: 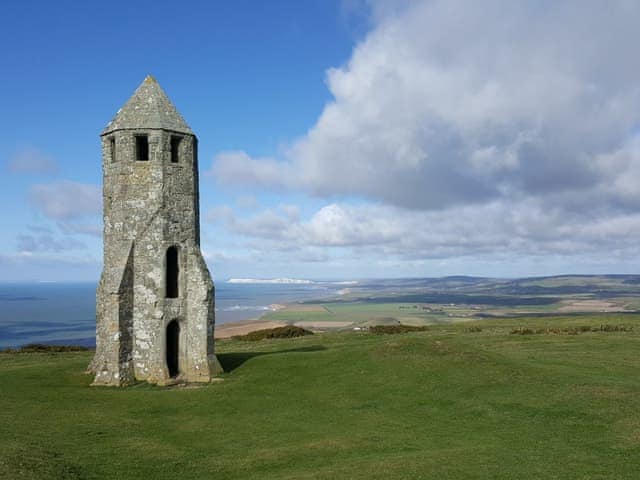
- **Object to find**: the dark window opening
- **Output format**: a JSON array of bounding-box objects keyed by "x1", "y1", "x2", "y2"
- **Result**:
[
  {"x1": 166, "y1": 246, "x2": 179, "y2": 298},
  {"x1": 109, "y1": 137, "x2": 116, "y2": 163},
  {"x1": 166, "y1": 320, "x2": 180, "y2": 378},
  {"x1": 170, "y1": 136, "x2": 182, "y2": 163},
  {"x1": 136, "y1": 135, "x2": 149, "y2": 161}
]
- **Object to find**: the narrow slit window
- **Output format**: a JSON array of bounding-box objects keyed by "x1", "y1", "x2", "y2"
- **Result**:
[
  {"x1": 110, "y1": 137, "x2": 116, "y2": 163},
  {"x1": 136, "y1": 135, "x2": 149, "y2": 161},
  {"x1": 166, "y1": 246, "x2": 179, "y2": 298},
  {"x1": 170, "y1": 136, "x2": 182, "y2": 163}
]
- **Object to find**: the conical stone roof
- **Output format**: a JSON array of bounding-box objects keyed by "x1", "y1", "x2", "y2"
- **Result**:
[{"x1": 102, "y1": 75, "x2": 194, "y2": 136}]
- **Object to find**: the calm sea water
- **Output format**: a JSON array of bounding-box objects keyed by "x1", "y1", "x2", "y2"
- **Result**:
[{"x1": 0, "y1": 282, "x2": 340, "y2": 349}]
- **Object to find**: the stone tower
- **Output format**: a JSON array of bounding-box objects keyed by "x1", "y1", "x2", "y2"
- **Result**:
[{"x1": 89, "y1": 75, "x2": 222, "y2": 386}]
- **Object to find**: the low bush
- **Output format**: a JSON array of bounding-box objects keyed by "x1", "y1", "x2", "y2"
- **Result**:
[
  {"x1": 466, "y1": 326, "x2": 483, "y2": 333},
  {"x1": 233, "y1": 325, "x2": 313, "y2": 341},
  {"x1": 369, "y1": 325, "x2": 429, "y2": 334}
]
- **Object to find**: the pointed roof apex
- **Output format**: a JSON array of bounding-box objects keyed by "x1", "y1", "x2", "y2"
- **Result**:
[{"x1": 102, "y1": 76, "x2": 193, "y2": 136}]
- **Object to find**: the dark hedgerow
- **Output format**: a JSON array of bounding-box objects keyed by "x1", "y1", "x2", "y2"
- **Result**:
[
  {"x1": 511, "y1": 327, "x2": 535, "y2": 335},
  {"x1": 511, "y1": 324, "x2": 633, "y2": 335},
  {"x1": 233, "y1": 325, "x2": 313, "y2": 341},
  {"x1": 597, "y1": 324, "x2": 633, "y2": 332},
  {"x1": 369, "y1": 325, "x2": 429, "y2": 334},
  {"x1": 1, "y1": 344, "x2": 91, "y2": 354}
]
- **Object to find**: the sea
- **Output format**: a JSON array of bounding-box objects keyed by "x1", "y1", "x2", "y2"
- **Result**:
[{"x1": 0, "y1": 281, "x2": 343, "y2": 349}]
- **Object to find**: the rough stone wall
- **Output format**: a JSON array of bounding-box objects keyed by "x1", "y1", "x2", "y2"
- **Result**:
[{"x1": 90, "y1": 123, "x2": 221, "y2": 386}]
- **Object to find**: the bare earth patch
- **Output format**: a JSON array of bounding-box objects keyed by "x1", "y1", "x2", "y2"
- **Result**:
[
  {"x1": 279, "y1": 304, "x2": 328, "y2": 312},
  {"x1": 215, "y1": 320, "x2": 287, "y2": 339},
  {"x1": 293, "y1": 321, "x2": 353, "y2": 329},
  {"x1": 558, "y1": 299, "x2": 629, "y2": 313}
]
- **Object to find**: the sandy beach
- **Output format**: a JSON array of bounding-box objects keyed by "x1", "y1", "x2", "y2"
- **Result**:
[
  {"x1": 214, "y1": 319, "x2": 288, "y2": 339},
  {"x1": 214, "y1": 302, "x2": 349, "y2": 338}
]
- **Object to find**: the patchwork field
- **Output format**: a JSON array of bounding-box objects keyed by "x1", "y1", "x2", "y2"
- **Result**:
[
  {"x1": 2, "y1": 313, "x2": 640, "y2": 479},
  {"x1": 263, "y1": 275, "x2": 640, "y2": 332}
]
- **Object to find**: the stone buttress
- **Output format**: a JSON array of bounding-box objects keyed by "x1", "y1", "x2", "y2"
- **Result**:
[{"x1": 88, "y1": 76, "x2": 222, "y2": 386}]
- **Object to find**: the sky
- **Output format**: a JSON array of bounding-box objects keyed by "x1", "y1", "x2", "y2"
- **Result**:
[{"x1": 2, "y1": 0, "x2": 640, "y2": 282}]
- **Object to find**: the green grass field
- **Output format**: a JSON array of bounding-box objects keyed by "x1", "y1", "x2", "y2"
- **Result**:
[
  {"x1": 2, "y1": 314, "x2": 640, "y2": 479},
  {"x1": 264, "y1": 302, "x2": 479, "y2": 326}
]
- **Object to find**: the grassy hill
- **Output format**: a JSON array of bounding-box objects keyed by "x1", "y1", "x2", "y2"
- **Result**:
[{"x1": 2, "y1": 314, "x2": 640, "y2": 479}]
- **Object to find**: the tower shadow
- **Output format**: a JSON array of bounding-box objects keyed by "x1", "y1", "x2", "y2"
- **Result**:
[{"x1": 218, "y1": 345, "x2": 327, "y2": 373}]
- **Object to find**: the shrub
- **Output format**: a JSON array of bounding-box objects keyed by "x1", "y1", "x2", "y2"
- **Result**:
[
  {"x1": 369, "y1": 325, "x2": 429, "y2": 334},
  {"x1": 466, "y1": 326, "x2": 483, "y2": 333},
  {"x1": 233, "y1": 325, "x2": 313, "y2": 341}
]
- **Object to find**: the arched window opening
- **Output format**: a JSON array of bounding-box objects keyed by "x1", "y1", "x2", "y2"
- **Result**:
[
  {"x1": 166, "y1": 320, "x2": 180, "y2": 378},
  {"x1": 166, "y1": 246, "x2": 179, "y2": 298}
]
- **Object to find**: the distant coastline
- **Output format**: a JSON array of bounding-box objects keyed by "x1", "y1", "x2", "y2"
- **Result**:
[
  {"x1": 227, "y1": 278, "x2": 315, "y2": 285},
  {"x1": 0, "y1": 281, "x2": 342, "y2": 349},
  {"x1": 227, "y1": 278, "x2": 359, "y2": 286},
  {"x1": 6, "y1": 274, "x2": 637, "y2": 349}
]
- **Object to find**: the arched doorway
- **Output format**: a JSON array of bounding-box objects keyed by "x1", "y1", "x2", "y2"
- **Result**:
[{"x1": 166, "y1": 320, "x2": 180, "y2": 378}]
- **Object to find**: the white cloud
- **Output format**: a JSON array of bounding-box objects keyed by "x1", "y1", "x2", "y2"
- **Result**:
[
  {"x1": 203, "y1": 0, "x2": 640, "y2": 276},
  {"x1": 57, "y1": 222, "x2": 102, "y2": 237},
  {"x1": 209, "y1": 200, "x2": 640, "y2": 263},
  {"x1": 231, "y1": 209, "x2": 294, "y2": 239},
  {"x1": 7, "y1": 147, "x2": 58, "y2": 174},
  {"x1": 28, "y1": 181, "x2": 101, "y2": 220},
  {"x1": 210, "y1": 151, "x2": 291, "y2": 189},
  {"x1": 236, "y1": 195, "x2": 259, "y2": 209},
  {"x1": 204, "y1": 205, "x2": 236, "y2": 223},
  {"x1": 279, "y1": 204, "x2": 300, "y2": 222},
  {"x1": 0, "y1": 250, "x2": 101, "y2": 282},
  {"x1": 17, "y1": 233, "x2": 85, "y2": 253},
  {"x1": 210, "y1": 0, "x2": 640, "y2": 214}
]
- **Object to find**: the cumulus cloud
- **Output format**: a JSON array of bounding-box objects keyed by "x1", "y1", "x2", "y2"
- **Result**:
[
  {"x1": 208, "y1": 200, "x2": 640, "y2": 264},
  {"x1": 204, "y1": 1, "x2": 640, "y2": 275},
  {"x1": 211, "y1": 0, "x2": 640, "y2": 214},
  {"x1": 28, "y1": 181, "x2": 101, "y2": 220},
  {"x1": 7, "y1": 147, "x2": 58, "y2": 174}
]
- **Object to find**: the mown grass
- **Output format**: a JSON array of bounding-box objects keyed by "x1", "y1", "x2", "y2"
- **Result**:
[{"x1": 2, "y1": 314, "x2": 640, "y2": 479}]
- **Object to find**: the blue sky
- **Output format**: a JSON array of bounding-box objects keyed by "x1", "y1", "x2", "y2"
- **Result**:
[{"x1": 3, "y1": 0, "x2": 640, "y2": 282}]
